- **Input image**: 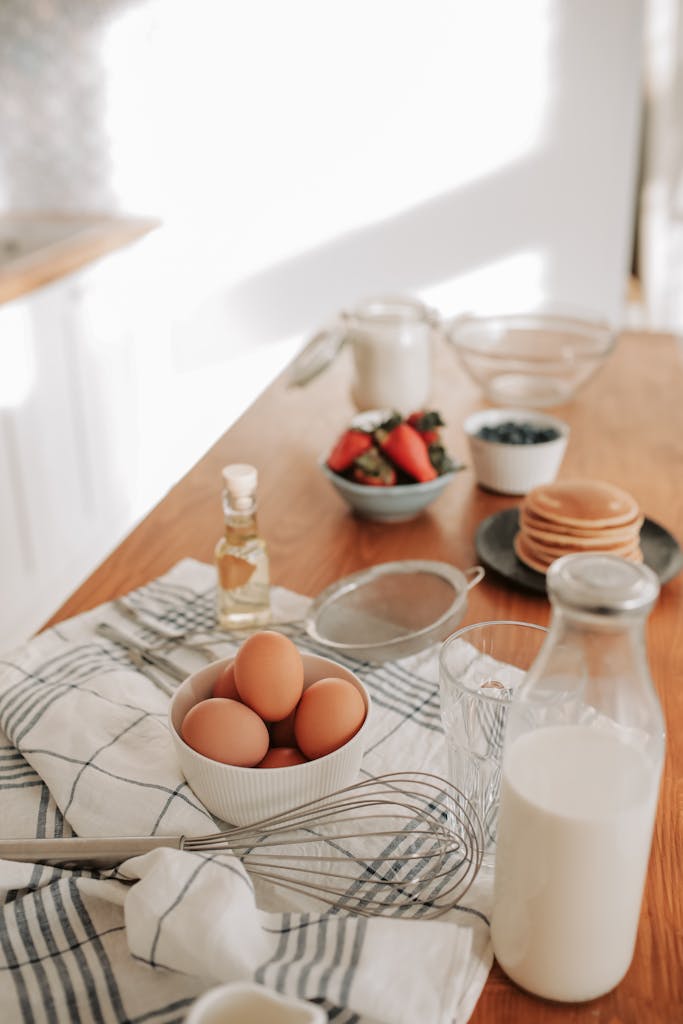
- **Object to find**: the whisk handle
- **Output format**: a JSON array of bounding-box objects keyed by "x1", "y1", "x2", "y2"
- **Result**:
[{"x1": 0, "y1": 835, "x2": 184, "y2": 869}]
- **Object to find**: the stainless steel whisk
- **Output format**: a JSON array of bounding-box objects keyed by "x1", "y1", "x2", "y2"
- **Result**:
[{"x1": 0, "y1": 772, "x2": 484, "y2": 918}]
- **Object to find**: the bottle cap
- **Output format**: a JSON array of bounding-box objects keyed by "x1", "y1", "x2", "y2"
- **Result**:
[
  {"x1": 547, "y1": 552, "x2": 660, "y2": 616},
  {"x1": 221, "y1": 464, "x2": 257, "y2": 498}
]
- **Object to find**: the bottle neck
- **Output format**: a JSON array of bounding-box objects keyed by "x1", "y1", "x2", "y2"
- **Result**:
[
  {"x1": 515, "y1": 602, "x2": 662, "y2": 745},
  {"x1": 222, "y1": 490, "x2": 259, "y2": 540},
  {"x1": 223, "y1": 488, "x2": 256, "y2": 514},
  {"x1": 547, "y1": 604, "x2": 651, "y2": 687}
]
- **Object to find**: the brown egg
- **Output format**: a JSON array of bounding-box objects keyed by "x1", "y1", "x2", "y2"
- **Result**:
[
  {"x1": 234, "y1": 630, "x2": 304, "y2": 722},
  {"x1": 294, "y1": 677, "x2": 366, "y2": 760},
  {"x1": 269, "y1": 708, "x2": 297, "y2": 747},
  {"x1": 180, "y1": 698, "x2": 269, "y2": 766},
  {"x1": 257, "y1": 746, "x2": 308, "y2": 769},
  {"x1": 212, "y1": 660, "x2": 239, "y2": 700}
]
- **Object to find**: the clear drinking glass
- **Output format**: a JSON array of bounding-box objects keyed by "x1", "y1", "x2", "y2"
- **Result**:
[{"x1": 438, "y1": 620, "x2": 548, "y2": 856}]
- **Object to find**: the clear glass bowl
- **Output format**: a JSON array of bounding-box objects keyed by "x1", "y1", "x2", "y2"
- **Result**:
[{"x1": 446, "y1": 312, "x2": 616, "y2": 408}]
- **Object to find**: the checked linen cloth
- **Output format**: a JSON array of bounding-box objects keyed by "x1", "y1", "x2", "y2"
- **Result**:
[{"x1": 0, "y1": 559, "x2": 493, "y2": 1024}]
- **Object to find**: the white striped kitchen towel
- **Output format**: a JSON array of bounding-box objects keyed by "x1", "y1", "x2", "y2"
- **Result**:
[{"x1": 0, "y1": 559, "x2": 493, "y2": 1023}]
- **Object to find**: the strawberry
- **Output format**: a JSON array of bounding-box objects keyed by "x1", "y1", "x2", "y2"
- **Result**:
[
  {"x1": 407, "y1": 410, "x2": 444, "y2": 445},
  {"x1": 351, "y1": 448, "x2": 397, "y2": 486},
  {"x1": 374, "y1": 418, "x2": 438, "y2": 482},
  {"x1": 327, "y1": 429, "x2": 372, "y2": 473},
  {"x1": 428, "y1": 443, "x2": 461, "y2": 476}
]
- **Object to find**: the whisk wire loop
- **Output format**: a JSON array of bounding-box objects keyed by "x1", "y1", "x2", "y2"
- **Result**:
[{"x1": 183, "y1": 771, "x2": 484, "y2": 918}]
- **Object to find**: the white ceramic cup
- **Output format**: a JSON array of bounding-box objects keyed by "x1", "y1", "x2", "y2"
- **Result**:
[{"x1": 185, "y1": 981, "x2": 327, "y2": 1024}]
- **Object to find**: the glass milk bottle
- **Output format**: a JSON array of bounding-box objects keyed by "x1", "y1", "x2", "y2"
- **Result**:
[
  {"x1": 215, "y1": 464, "x2": 271, "y2": 629},
  {"x1": 491, "y1": 552, "x2": 665, "y2": 1003}
]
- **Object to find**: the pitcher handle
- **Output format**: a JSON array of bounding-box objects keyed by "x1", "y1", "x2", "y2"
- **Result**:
[
  {"x1": 287, "y1": 314, "x2": 350, "y2": 388},
  {"x1": 465, "y1": 565, "x2": 486, "y2": 590}
]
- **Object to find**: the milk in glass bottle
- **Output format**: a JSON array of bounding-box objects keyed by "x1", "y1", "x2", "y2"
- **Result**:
[{"x1": 491, "y1": 552, "x2": 665, "y2": 1003}]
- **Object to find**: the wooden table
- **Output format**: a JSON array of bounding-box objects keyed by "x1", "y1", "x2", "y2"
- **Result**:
[{"x1": 46, "y1": 331, "x2": 683, "y2": 1023}]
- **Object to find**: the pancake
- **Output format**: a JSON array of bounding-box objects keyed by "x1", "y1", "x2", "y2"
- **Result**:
[
  {"x1": 514, "y1": 533, "x2": 555, "y2": 573},
  {"x1": 514, "y1": 531, "x2": 643, "y2": 575},
  {"x1": 514, "y1": 478, "x2": 643, "y2": 575},
  {"x1": 524, "y1": 479, "x2": 640, "y2": 529},
  {"x1": 520, "y1": 517, "x2": 645, "y2": 550},
  {"x1": 519, "y1": 531, "x2": 642, "y2": 564},
  {"x1": 520, "y1": 506, "x2": 643, "y2": 541}
]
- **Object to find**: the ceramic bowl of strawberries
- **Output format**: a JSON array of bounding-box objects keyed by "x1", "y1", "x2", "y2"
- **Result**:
[{"x1": 321, "y1": 409, "x2": 465, "y2": 522}]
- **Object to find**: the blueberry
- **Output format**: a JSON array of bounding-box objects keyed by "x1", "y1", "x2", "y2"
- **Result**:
[{"x1": 476, "y1": 420, "x2": 560, "y2": 444}]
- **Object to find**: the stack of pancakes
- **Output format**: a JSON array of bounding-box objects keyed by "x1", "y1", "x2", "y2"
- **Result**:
[{"x1": 514, "y1": 479, "x2": 644, "y2": 574}]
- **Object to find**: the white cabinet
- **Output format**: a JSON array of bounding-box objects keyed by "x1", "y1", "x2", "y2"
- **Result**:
[
  {"x1": 0, "y1": 270, "x2": 137, "y2": 651},
  {"x1": 0, "y1": 237, "x2": 296, "y2": 654}
]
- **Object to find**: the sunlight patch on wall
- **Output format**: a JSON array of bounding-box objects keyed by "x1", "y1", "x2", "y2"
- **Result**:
[
  {"x1": 101, "y1": 0, "x2": 551, "y2": 287},
  {"x1": 418, "y1": 249, "x2": 547, "y2": 319}
]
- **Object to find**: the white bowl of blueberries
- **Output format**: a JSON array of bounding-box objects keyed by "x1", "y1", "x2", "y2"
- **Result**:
[{"x1": 464, "y1": 408, "x2": 569, "y2": 495}]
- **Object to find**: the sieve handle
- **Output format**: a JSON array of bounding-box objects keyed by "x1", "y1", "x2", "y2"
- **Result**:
[{"x1": 0, "y1": 835, "x2": 184, "y2": 869}]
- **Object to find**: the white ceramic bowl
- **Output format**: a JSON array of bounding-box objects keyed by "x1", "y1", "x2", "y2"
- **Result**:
[
  {"x1": 169, "y1": 653, "x2": 371, "y2": 826},
  {"x1": 320, "y1": 461, "x2": 458, "y2": 522},
  {"x1": 447, "y1": 311, "x2": 615, "y2": 408},
  {"x1": 463, "y1": 408, "x2": 569, "y2": 495}
]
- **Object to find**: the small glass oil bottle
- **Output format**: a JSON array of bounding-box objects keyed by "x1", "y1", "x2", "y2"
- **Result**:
[{"x1": 215, "y1": 463, "x2": 271, "y2": 629}]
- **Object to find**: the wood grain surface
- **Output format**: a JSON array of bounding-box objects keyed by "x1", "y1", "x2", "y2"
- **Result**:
[{"x1": 45, "y1": 330, "x2": 683, "y2": 1023}]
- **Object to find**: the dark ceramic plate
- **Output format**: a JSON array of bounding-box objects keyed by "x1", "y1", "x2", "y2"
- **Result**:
[{"x1": 476, "y1": 507, "x2": 683, "y2": 595}]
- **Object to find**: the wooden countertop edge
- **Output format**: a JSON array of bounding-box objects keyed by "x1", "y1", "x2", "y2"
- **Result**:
[{"x1": 0, "y1": 215, "x2": 160, "y2": 303}]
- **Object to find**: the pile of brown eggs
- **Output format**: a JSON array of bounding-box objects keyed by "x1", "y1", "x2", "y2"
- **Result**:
[{"x1": 180, "y1": 631, "x2": 366, "y2": 768}]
